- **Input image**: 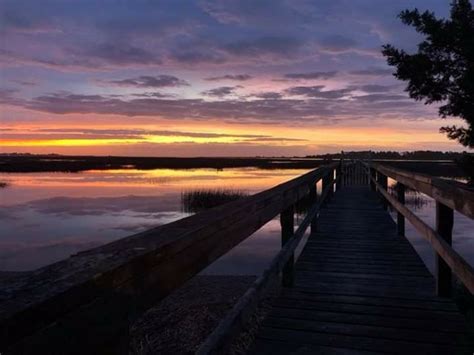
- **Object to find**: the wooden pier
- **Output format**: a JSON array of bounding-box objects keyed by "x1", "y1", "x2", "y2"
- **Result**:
[
  {"x1": 251, "y1": 186, "x2": 469, "y2": 353},
  {"x1": 1, "y1": 160, "x2": 473, "y2": 354}
]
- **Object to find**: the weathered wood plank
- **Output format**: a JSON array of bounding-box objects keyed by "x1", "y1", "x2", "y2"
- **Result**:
[{"x1": 251, "y1": 185, "x2": 470, "y2": 354}]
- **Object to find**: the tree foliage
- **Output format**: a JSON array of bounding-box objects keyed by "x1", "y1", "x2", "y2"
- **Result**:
[{"x1": 382, "y1": 0, "x2": 474, "y2": 147}]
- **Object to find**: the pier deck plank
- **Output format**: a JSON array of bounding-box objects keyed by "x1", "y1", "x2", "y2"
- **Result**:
[{"x1": 251, "y1": 186, "x2": 471, "y2": 354}]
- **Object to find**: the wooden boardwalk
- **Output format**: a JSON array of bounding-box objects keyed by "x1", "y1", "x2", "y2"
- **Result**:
[
  {"x1": 2, "y1": 162, "x2": 472, "y2": 354},
  {"x1": 251, "y1": 186, "x2": 470, "y2": 354}
]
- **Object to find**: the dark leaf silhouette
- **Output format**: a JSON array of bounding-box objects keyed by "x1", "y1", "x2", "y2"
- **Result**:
[{"x1": 382, "y1": 0, "x2": 474, "y2": 147}]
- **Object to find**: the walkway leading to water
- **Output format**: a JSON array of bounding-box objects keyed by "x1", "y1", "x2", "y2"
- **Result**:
[{"x1": 251, "y1": 186, "x2": 470, "y2": 354}]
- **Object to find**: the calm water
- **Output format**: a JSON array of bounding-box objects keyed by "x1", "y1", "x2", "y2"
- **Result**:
[
  {"x1": 0, "y1": 168, "x2": 314, "y2": 272},
  {"x1": 387, "y1": 178, "x2": 474, "y2": 275},
  {"x1": 0, "y1": 169, "x2": 472, "y2": 277}
]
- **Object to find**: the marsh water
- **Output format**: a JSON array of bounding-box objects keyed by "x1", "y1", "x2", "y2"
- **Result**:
[
  {"x1": 0, "y1": 168, "x2": 315, "y2": 272},
  {"x1": 0, "y1": 167, "x2": 472, "y2": 276}
]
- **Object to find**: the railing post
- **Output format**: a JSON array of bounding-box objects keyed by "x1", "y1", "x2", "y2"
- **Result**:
[
  {"x1": 436, "y1": 202, "x2": 453, "y2": 297},
  {"x1": 370, "y1": 167, "x2": 376, "y2": 191},
  {"x1": 377, "y1": 172, "x2": 388, "y2": 210},
  {"x1": 396, "y1": 183, "x2": 405, "y2": 236},
  {"x1": 309, "y1": 183, "x2": 318, "y2": 233},
  {"x1": 280, "y1": 204, "x2": 295, "y2": 287},
  {"x1": 322, "y1": 169, "x2": 332, "y2": 203}
]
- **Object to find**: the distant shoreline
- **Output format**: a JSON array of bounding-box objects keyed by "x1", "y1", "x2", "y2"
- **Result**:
[{"x1": 0, "y1": 153, "x2": 469, "y2": 177}]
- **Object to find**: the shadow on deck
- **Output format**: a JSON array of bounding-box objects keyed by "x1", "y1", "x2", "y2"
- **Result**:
[{"x1": 251, "y1": 186, "x2": 470, "y2": 354}]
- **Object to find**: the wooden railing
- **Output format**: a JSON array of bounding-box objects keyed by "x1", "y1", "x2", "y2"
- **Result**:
[
  {"x1": 197, "y1": 163, "x2": 342, "y2": 354},
  {"x1": 363, "y1": 161, "x2": 474, "y2": 297},
  {"x1": 0, "y1": 162, "x2": 340, "y2": 354}
]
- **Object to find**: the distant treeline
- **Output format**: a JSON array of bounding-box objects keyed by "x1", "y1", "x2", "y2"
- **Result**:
[
  {"x1": 0, "y1": 152, "x2": 471, "y2": 177},
  {"x1": 0, "y1": 154, "x2": 327, "y2": 173},
  {"x1": 307, "y1": 150, "x2": 472, "y2": 160}
]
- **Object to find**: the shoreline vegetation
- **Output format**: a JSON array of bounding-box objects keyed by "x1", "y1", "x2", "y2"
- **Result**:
[
  {"x1": 0, "y1": 152, "x2": 471, "y2": 177},
  {"x1": 181, "y1": 189, "x2": 249, "y2": 213}
]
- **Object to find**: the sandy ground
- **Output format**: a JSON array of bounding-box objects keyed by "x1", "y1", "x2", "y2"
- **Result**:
[{"x1": 130, "y1": 275, "x2": 260, "y2": 354}]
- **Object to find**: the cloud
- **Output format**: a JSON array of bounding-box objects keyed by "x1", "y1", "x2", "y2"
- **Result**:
[
  {"x1": 27, "y1": 128, "x2": 271, "y2": 139},
  {"x1": 102, "y1": 75, "x2": 189, "y2": 88},
  {"x1": 349, "y1": 67, "x2": 393, "y2": 76},
  {"x1": 169, "y1": 47, "x2": 227, "y2": 65},
  {"x1": 223, "y1": 36, "x2": 302, "y2": 58},
  {"x1": 0, "y1": 86, "x2": 435, "y2": 126},
  {"x1": 251, "y1": 92, "x2": 283, "y2": 100},
  {"x1": 3, "y1": 127, "x2": 309, "y2": 146},
  {"x1": 83, "y1": 43, "x2": 162, "y2": 65},
  {"x1": 353, "y1": 94, "x2": 409, "y2": 102},
  {"x1": 202, "y1": 86, "x2": 240, "y2": 97},
  {"x1": 0, "y1": 88, "x2": 23, "y2": 106},
  {"x1": 285, "y1": 86, "x2": 353, "y2": 99},
  {"x1": 284, "y1": 71, "x2": 338, "y2": 80},
  {"x1": 9, "y1": 79, "x2": 38, "y2": 87},
  {"x1": 244, "y1": 137, "x2": 307, "y2": 142},
  {"x1": 320, "y1": 35, "x2": 357, "y2": 53},
  {"x1": 355, "y1": 84, "x2": 394, "y2": 93},
  {"x1": 205, "y1": 74, "x2": 252, "y2": 81},
  {"x1": 131, "y1": 92, "x2": 174, "y2": 98}
]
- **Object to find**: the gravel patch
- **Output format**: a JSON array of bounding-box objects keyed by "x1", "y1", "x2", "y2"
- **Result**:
[{"x1": 130, "y1": 275, "x2": 257, "y2": 354}]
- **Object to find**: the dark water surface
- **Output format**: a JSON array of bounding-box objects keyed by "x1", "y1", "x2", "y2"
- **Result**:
[
  {"x1": 0, "y1": 168, "x2": 313, "y2": 272},
  {"x1": 0, "y1": 168, "x2": 472, "y2": 277}
]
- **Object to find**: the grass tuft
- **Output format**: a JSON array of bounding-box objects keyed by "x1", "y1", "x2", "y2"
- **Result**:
[{"x1": 181, "y1": 189, "x2": 248, "y2": 213}]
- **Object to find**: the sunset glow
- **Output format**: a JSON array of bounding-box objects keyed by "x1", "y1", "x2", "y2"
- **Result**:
[{"x1": 0, "y1": 1, "x2": 470, "y2": 156}]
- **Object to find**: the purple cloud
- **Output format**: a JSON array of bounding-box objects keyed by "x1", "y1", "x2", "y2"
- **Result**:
[
  {"x1": 103, "y1": 75, "x2": 188, "y2": 88},
  {"x1": 285, "y1": 86, "x2": 353, "y2": 99},
  {"x1": 349, "y1": 67, "x2": 393, "y2": 76},
  {"x1": 83, "y1": 43, "x2": 162, "y2": 65},
  {"x1": 202, "y1": 86, "x2": 240, "y2": 97},
  {"x1": 320, "y1": 35, "x2": 357, "y2": 53},
  {"x1": 284, "y1": 71, "x2": 338, "y2": 80},
  {"x1": 0, "y1": 88, "x2": 434, "y2": 125},
  {"x1": 205, "y1": 74, "x2": 252, "y2": 81},
  {"x1": 223, "y1": 36, "x2": 302, "y2": 57},
  {"x1": 251, "y1": 92, "x2": 283, "y2": 100}
]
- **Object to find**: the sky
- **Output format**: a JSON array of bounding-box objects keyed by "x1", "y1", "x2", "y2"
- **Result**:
[{"x1": 0, "y1": 0, "x2": 470, "y2": 156}]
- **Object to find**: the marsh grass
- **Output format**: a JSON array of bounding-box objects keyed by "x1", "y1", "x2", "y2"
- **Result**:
[{"x1": 181, "y1": 189, "x2": 249, "y2": 213}]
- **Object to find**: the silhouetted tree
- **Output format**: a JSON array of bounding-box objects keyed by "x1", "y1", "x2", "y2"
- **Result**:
[{"x1": 382, "y1": 0, "x2": 474, "y2": 148}]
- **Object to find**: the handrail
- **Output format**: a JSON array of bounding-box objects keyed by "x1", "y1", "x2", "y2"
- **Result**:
[
  {"x1": 363, "y1": 161, "x2": 474, "y2": 296},
  {"x1": 0, "y1": 162, "x2": 340, "y2": 353},
  {"x1": 197, "y1": 169, "x2": 341, "y2": 354},
  {"x1": 371, "y1": 162, "x2": 474, "y2": 219}
]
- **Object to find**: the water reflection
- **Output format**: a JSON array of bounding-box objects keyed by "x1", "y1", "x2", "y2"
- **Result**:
[
  {"x1": 2, "y1": 168, "x2": 471, "y2": 276},
  {"x1": 0, "y1": 168, "x2": 310, "y2": 272},
  {"x1": 387, "y1": 178, "x2": 474, "y2": 275}
]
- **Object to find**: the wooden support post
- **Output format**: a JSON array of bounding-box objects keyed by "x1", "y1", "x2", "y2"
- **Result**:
[
  {"x1": 436, "y1": 202, "x2": 453, "y2": 297},
  {"x1": 330, "y1": 168, "x2": 335, "y2": 197},
  {"x1": 370, "y1": 167, "x2": 376, "y2": 191},
  {"x1": 339, "y1": 152, "x2": 344, "y2": 187},
  {"x1": 309, "y1": 184, "x2": 317, "y2": 233},
  {"x1": 377, "y1": 173, "x2": 388, "y2": 210},
  {"x1": 280, "y1": 205, "x2": 295, "y2": 287},
  {"x1": 396, "y1": 183, "x2": 405, "y2": 236},
  {"x1": 322, "y1": 171, "x2": 332, "y2": 203}
]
